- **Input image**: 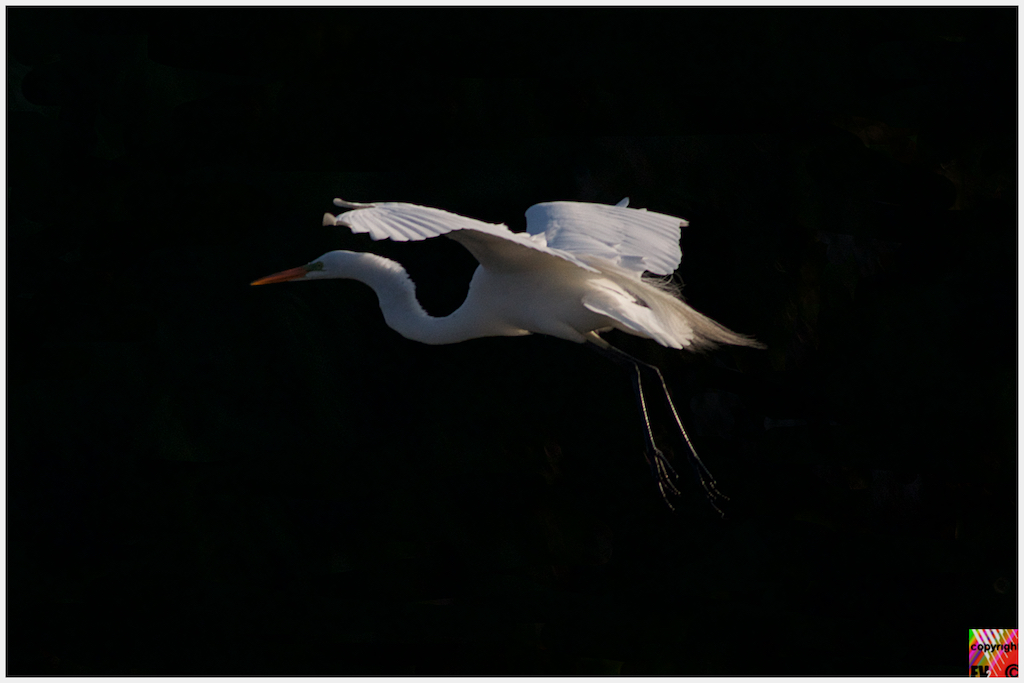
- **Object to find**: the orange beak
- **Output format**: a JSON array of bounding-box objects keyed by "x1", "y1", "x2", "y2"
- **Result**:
[{"x1": 250, "y1": 266, "x2": 309, "y2": 286}]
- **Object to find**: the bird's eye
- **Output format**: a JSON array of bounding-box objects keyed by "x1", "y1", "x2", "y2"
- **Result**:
[{"x1": 304, "y1": 261, "x2": 325, "y2": 272}]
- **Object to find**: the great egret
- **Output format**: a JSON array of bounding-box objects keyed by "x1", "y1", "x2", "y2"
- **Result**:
[{"x1": 252, "y1": 197, "x2": 763, "y2": 513}]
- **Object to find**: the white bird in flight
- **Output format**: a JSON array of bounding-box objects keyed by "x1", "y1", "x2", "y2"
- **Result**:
[{"x1": 253, "y1": 197, "x2": 763, "y2": 513}]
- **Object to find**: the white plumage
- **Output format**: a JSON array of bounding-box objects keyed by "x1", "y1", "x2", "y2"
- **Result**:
[{"x1": 273, "y1": 197, "x2": 761, "y2": 351}]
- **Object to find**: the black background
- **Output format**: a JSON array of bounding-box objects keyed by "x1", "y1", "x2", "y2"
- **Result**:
[{"x1": 8, "y1": 7, "x2": 1016, "y2": 675}]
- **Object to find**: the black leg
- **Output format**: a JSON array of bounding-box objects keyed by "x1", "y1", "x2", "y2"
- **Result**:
[
  {"x1": 588, "y1": 336, "x2": 727, "y2": 516},
  {"x1": 623, "y1": 357, "x2": 683, "y2": 508},
  {"x1": 634, "y1": 354, "x2": 729, "y2": 510}
]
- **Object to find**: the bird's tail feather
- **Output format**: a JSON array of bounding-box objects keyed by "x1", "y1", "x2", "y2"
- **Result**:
[{"x1": 585, "y1": 257, "x2": 765, "y2": 351}]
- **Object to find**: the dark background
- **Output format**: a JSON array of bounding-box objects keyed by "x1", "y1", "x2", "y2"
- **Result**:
[{"x1": 8, "y1": 7, "x2": 1015, "y2": 675}]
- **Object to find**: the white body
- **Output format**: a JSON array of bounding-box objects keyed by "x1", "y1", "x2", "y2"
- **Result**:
[{"x1": 460, "y1": 261, "x2": 615, "y2": 343}]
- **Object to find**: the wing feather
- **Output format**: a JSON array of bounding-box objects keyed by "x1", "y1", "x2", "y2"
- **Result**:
[
  {"x1": 525, "y1": 200, "x2": 686, "y2": 276},
  {"x1": 323, "y1": 200, "x2": 599, "y2": 272}
]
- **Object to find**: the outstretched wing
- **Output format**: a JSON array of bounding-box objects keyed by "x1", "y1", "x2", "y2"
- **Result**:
[
  {"x1": 323, "y1": 199, "x2": 599, "y2": 273},
  {"x1": 524, "y1": 199, "x2": 687, "y2": 276}
]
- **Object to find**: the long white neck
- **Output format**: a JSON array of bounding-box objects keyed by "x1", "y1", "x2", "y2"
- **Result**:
[{"x1": 313, "y1": 250, "x2": 493, "y2": 345}]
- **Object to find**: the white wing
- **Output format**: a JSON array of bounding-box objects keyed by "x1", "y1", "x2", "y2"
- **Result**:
[
  {"x1": 323, "y1": 199, "x2": 600, "y2": 273},
  {"x1": 524, "y1": 199, "x2": 687, "y2": 276}
]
